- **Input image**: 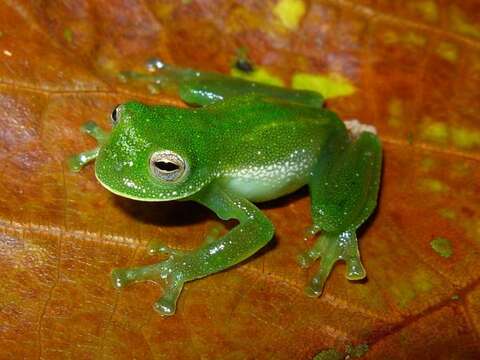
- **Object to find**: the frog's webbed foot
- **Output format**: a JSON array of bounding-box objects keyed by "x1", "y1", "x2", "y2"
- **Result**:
[
  {"x1": 68, "y1": 121, "x2": 108, "y2": 172},
  {"x1": 114, "y1": 235, "x2": 220, "y2": 315},
  {"x1": 112, "y1": 250, "x2": 186, "y2": 316},
  {"x1": 298, "y1": 230, "x2": 366, "y2": 297}
]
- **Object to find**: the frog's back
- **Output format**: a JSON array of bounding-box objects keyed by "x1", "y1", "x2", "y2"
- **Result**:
[{"x1": 199, "y1": 96, "x2": 347, "y2": 202}]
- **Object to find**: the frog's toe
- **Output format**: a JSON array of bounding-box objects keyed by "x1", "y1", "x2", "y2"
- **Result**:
[
  {"x1": 80, "y1": 121, "x2": 108, "y2": 143},
  {"x1": 303, "y1": 224, "x2": 321, "y2": 241},
  {"x1": 153, "y1": 279, "x2": 184, "y2": 316},
  {"x1": 297, "y1": 251, "x2": 319, "y2": 269},
  {"x1": 147, "y1": 242, "x2": 185, "y2": 256},
  {"x1": 304, "y1": 245, "x2": 338, "y2": 297},
  {"x1": 111, "y1": 268, "x2": 135, "y2": 289},
  {"x1": 67, "y1": 154, "x2": 85, "y2": 172},
  {"x1": 145, "y1": 58, "x2": 166, "y2": 72},
  {"x1": 204, "y1": 225, "x2": 223, "y2": 244},
  {"x1": 80, "y1": 120, "x2": 99, "y2": 134},
  {"x1": 300, "y1": 229, "x2": 366, "y2": 296},
  {"x1": 67, "y1": 148, "x2": 99, "y2": 172},
  {"x1": 345, "y1": 255, "x2": 366, "y2": 281},
  {"x1": 111, "y1": 261, "x2": 172, "y2": 288}
]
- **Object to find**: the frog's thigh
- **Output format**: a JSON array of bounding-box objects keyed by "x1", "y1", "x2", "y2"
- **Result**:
[
  {"x1": 309, "y1": 131, "x2": 382, "y2": 230},
  {"x1": 302, "y1": 132, "x2": 382, "y2": 296}
]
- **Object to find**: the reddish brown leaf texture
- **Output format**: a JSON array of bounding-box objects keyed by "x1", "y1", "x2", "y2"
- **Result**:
[{"x1": 0, "y1": 1, "x2": 479, "y2": 359}]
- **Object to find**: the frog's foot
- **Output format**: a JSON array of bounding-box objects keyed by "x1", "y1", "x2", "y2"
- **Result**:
[
  {"x1": 118, "y1": 58, "x2": 191, "y2": 95},
  {"x1": 297, "y1": 230, "x2": 366, "y2": 297},
  {"x1": 68, "y1": 121, "x2": 109, "y2": 172},
  {"x1": 204, "y1": 225, "x2": 223, "y2": 244},
  {"x1": 112, "y1": 257, "x2": 186, "y2": 316},
  {"x1": 68, "y1": 148, "x2": 99, "y2": 172},
  {"x1": 303, "y1": 224, "x2": 321, "y2": 241}
]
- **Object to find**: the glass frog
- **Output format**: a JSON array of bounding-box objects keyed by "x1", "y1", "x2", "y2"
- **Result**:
[{"x1": 69, "y1": 60, "x2": 382, "y2": 316}]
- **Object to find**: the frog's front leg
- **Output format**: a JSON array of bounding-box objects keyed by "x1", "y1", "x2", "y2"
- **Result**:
[
  {"x1": 111, "y1": 183, "x2": 275, "y2": 316},
  {"x1": 68, "y1": 121, "x2": 109, "y2": 171},
  {"x1": 301, "y1": 130, "x2": 382, "y2": 296}
]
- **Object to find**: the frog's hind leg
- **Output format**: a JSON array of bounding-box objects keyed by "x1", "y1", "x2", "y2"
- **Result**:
[
  {"x1": 301, "y1": 129, "x2": 382, "y2": 296},
  {"x1": 119, "y1": 58, "x2": 325, "y2": 108},
  {"x1": 68, "y1": 121, "x2": 109, "y2": 172}
]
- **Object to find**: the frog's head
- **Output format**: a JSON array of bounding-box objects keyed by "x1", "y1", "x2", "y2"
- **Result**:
[{"x1": 95, "y1": 101, "x2": 212, "y2": 201}]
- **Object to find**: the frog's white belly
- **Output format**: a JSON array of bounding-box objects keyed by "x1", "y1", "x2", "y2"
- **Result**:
[
  {"x1": 219, "y1": 151, "x2": 315, "y2": 202},
  {"x1": 221, "y1": 176, "x2": 308, "y2": 202}
]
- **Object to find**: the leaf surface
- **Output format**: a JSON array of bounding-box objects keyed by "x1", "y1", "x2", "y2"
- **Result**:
[{"x1": 1, "y1": 1, "x2": 480, "y2": 359}]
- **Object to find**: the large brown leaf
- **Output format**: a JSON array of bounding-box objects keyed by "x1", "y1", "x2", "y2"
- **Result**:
[{"x1": 1, "y1": 1, "x2": 480, "y2": 359}]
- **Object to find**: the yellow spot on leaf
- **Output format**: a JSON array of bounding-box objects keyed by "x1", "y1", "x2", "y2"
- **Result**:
[
  {"x1": 430, "y1": 237, "x2": 453, "y2": 258},
  {"x1": 345, "y1": 344, "x2": 369, "y2": 358},
  {"x1": 314, "y1": 344, "x2": 369, "y2": 360},
  {"x1": 273, "y1": 0, "x2": 306, "y2": 30},
  {"x1": 382, "y1": 30, "x2": 426, "y2": 47},
  {"x1": 404, "y1": 32, "x2": 427, "y2": 47},
  {"x1": 383, "y1": 31, "x2": 399, "y2": 44},
  {"x1": 410, "y1": 0, "x2": 439, "y2": 22},
  {"x1": 419, "y1": 178, "x2": 449, "y2": 193},
  {"x1": 390, "y1": 270, "x2": 434, "y2": 308},
  {"x1": 151, "y1": 3, "x2": 174, "y2": 18},
  {"x1": 231, "y1": 67, "x2": 285, "y2": 87},
  {"x1": 420, "y1": 119, "x2": 449, "y2": 143},
  {"x1": 412, "y1": 270, "x2": 434, "y2": 293},
  {"x1": 450, "y1": 6, "x2": 480, "y2": 39},
  {"x1": 63, "y1": 28, "x2": 73, "y2": 43},
  {"x1": 451, "y1": 127, "x2": 480, "y2": 149},
  {"x1": 388, "y1": 98, "x2": 403, "y2": 128},
  {"x1": 313, "y1": 349, "x2": 343, "y2": 360},
  {"x1": 436, "y1": 42, "x2": 458, "y2": 62},
  {"x1": 438, "y1": 208, "x2": 456, "y2": 220},
  {"x1": 420, "y1": 118, "x2": 480, "y2": 149},
  {"x1": 292, "y1": 72, "x2": 356, "y2": 99}
]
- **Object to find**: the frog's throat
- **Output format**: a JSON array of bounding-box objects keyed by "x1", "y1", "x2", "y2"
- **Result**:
[{"x1": 94, "y1": 169, "x2": 201, "y2": 202}]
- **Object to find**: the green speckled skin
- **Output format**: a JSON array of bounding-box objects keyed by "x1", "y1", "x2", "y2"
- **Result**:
[{"x1": 69, "y1": 63, "x2": 382, "y2": 315}]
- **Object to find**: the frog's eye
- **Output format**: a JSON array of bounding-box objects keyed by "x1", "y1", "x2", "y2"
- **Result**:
[
  {"x1": 111, "y1": 104, "x2": 122, "y2": 126},
  {"x1": 149, "y1": 150, "x2": 187, "y2": 182}
]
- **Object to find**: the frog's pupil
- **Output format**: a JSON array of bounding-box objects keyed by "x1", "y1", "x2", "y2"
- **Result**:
[
  {"x1": 155, "y1": 161, "x2": 179, "y2": 172},
  {"x1": 111, "y1": 109, "x2": 118, "y2": 124}
]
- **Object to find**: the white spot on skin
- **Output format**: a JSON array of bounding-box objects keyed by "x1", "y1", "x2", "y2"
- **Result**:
[
  {"x1": 123, "y1": 178, "x2": 142, "y2": 191},
  {"x1": 345, "y1": 119, "x2": 377, "y2": 139},
  {"x1": 208, "y1": 243, "x2": 225, "y2": 255}
]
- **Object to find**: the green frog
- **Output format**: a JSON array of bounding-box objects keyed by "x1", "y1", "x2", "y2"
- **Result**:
[{"x1": 69, "y1": 61, "x2": 382, "y2": 315}]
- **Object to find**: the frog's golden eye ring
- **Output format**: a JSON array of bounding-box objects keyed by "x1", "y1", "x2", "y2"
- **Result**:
[
  {"x1": 111, "y1": 104, "x2": 123, "y2": 126},
  {"x1": 149, "y1": 150, "x2": 187, "y2": 182}
]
